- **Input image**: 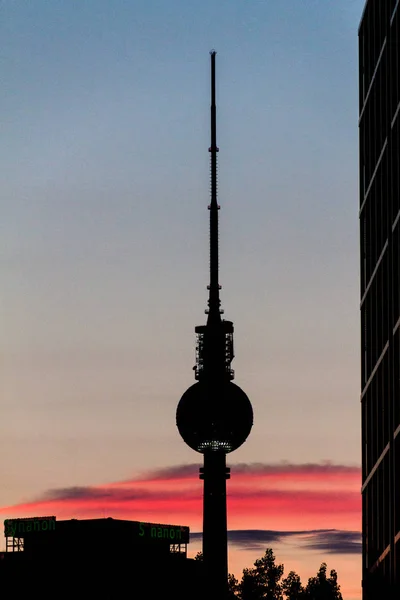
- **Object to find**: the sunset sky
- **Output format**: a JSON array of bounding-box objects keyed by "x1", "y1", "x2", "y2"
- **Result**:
[{"x1": 1, "y1": 1, "x2": 364, "y2": 598}]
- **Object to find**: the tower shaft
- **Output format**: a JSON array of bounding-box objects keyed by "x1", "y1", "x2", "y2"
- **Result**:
[{"x1": 200, "y1": 451, "x2": 230, "y2": 599}]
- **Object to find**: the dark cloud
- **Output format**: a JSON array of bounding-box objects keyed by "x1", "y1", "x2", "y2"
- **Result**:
[
  {"x1": 191, "y1": 529, "x2": 361, "y2": 555},
  {"x1": 301, "y1": 529, "x2": 362, "y2": 554},
  {"x1": 190, "y1": 530, "x2": 287, "y2": 548},
  {"x1": 30, "y1": 461, "x2": 359, "y2": 516},
  {"x1": 40, "y1": 461, "x2": 360, "y2": 501},
  {"x1": 228, "y1": 462, "x2": 360, "y2": 475},
  {"x1": 42, "y1": 487, "x2": 177, "y2": 502},
  {"x1": 144, "y1": 464, "x2": 200, "y2": 480},
  {"x1": 146, "y1": 461, "x2": 360, "y2": 480},
  {"x1": 40, "y1": 485, "x2": 356, "y2": 506},
  {"x1": 43, "y1": 487, "x2": 107, "y2": 500}
]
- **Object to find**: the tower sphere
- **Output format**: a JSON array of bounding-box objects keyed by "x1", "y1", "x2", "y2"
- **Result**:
[{"x1": 176, "y1": 381, "x2": 253, "y2": 454}]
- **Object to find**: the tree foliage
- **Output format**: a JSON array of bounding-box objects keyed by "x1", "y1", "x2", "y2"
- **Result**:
[
  {"x1": 226, "y1": 548, "x2": 343, "y2": 600},
  {"x1": 281, "y1": 570, "x2": 305, "y2": 599},
  {"x1": 228, "y1": 573, "x2": 240, "y2": 599},
  {"x1": 239, "y1": 549, "x2": 284, "y2": 600},
  {"x1": 304, "y1": 562, "x2": 343, "y2": 600}
]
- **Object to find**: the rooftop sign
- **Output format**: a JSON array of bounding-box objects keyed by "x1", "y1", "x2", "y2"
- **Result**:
[
  {"x1": 4, "y1": 517, "x2": 56, "y2": 538},
  {"x1": 138, "y1": 521, "x2": 189, "y2": 543},
  {"x1": 3, "y1": 517, "x2": 189, "y2": 544}
]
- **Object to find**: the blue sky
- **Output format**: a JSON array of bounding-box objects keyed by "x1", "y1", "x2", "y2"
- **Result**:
[{"x1": 1, "y1": 0, "x2": 365, "y2": 596}]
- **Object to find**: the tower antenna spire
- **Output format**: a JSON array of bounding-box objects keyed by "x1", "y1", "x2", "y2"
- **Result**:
[{"x1": 207, "y1": 50, "x2": 222, "y2": 323}]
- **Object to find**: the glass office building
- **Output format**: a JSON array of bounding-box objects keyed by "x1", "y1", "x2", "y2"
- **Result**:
[{"x1": 359, "y1": 0, "x2": 400, "y2": 597}]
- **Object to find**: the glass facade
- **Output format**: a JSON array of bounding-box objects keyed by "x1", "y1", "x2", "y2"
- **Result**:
[{"x1": 359, "y1": 1, "x2": 400, "y2": 598}]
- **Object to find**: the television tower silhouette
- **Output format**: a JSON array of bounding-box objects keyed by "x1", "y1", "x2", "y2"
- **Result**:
[{"x1": 176, "y1": 51, "x2": 253, "y2": 599}]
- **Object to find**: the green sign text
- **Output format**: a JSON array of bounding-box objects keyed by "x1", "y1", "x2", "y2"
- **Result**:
[{"x1": 4, "y1": 517, "x2": 56, "y2": 538}]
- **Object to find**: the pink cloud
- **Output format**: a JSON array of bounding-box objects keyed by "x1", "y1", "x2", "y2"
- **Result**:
[{"x1": 0, "y1": 461, "x2": 361, "y2": 529}]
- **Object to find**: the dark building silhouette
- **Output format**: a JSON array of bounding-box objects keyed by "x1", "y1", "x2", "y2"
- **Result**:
[
  {"x1": 0, "y1": 516, "x2": 203, "y2": 598},
  {"x1": 359, "y1": 1, "x2": 400, "y2": 598},
  {"x1": 176, "y1": 51, "x2": 253, "y2": 600}
]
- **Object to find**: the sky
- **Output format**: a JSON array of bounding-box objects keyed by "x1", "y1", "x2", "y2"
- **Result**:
[{"x1": 1, "y1": 0, "x2": 365, "y2": 597}]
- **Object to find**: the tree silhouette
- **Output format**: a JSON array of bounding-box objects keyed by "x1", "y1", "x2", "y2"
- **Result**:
[
  {"x1": 304, "y1": 563, "x2": 343, "y2": 600},
  {"x1": 193, "y1": 547, "x2": 343, "y2": 599},
  {"x1": 281, "y1": 570, "x2": 306, "y2": 599},
  {"x1": 225, "y1": 548, "x2": 343, "y2": 600},
  {"x1": 228, "y1": 573, "x2": 240, "y2": 598},
  {"x1": 239, "y1": 548, "x2": 284, "y2": 600}
]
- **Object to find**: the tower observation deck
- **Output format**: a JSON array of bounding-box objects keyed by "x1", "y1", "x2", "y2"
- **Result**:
[{"x1": 176, "y1": 51, "x2": 253, "y2": 600}]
